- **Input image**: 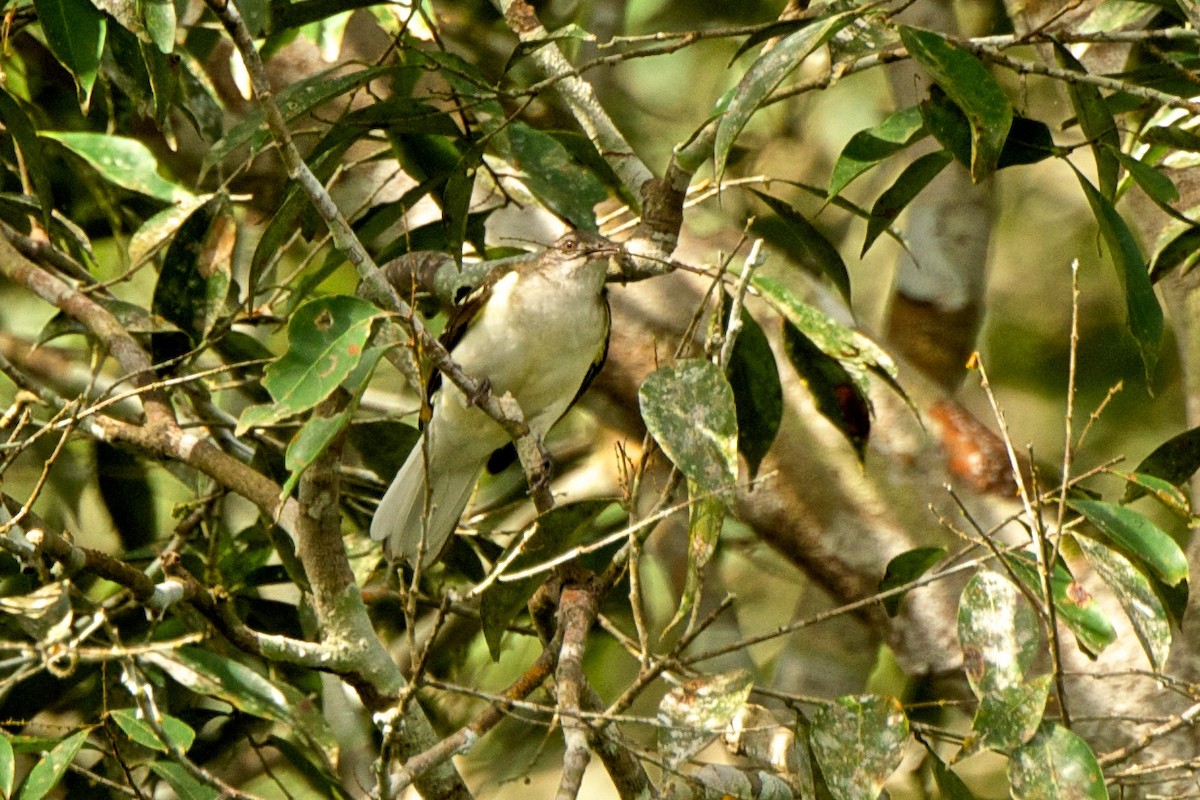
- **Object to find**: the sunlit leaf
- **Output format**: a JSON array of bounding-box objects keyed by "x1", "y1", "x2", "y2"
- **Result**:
[
  {"x1": 828, "y1": 105, "x2": 927, "y2": 199},
  {"x1": 639, "y1": 360, "x2": 738, "y2": 495},
  {"x1": 1115, "y1": 471, "x2": 1191, "y2": 520},
  {"x1": 43, "y1": 132, "x2": 194, "y2": 203},
  {"x1": 714, "y1": 12, "x2": 850, "y2": 178},
  {"x1": 879, "y1": 546, "x2": 947, "y2": 617},
  {"x1": 109, "y1": 708, "x2": 196, "y2": 753},
  {"x1": 658, "y1": 670, "x2": 753, "y2": 769},
  {"x1": 18, "y1": 729, "x2": 88, "y2": 800},
  {"x1": 957, "y1": 571, "x2": 1039, "y2": 697},
  {"x1": 0, "y1": 734, "x2": 12, "y2": 799},
  {"x1": 899, "y1": 26, "x2": 1012, "y2": 182},
  {"x1": 959, "y1": 676, "x2": 1050, "y2": 759},
  {"x1": 1003, "y1": 551, "x2": 1117, "y2": 657},
  {"x1": 236, "y1": 295, "x2": 383, "y2": 434},
  {"x1": 1073, "y1": 166, "x2": 1162, "y2": 382},
  {"x1": 1123, "y1": 426, "x2": 1200, "y2": 502},
  {"x1": 1069, "y1": 498, "x2": 1188, "y2": 586},
  {"x1": 1076, "y1": 535, "x2": 1172, "y2": 671},
  {"x1": 810, "y1": 694, "x2": 909, "y2": 800},
  {"x1": 1009, "y1": 724, "x2": 1109, "y2": 800}
]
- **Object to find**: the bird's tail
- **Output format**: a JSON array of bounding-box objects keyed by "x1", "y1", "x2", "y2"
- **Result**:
[{"x1": 369, "y1": 436, "x2": 480, "y2": 566}]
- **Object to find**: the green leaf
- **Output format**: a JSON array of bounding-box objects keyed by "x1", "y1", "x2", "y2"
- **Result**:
[
  {"x1": 663, "y1": 489, "x2": 726, "y2": 640},
  {"x1": 957, "y1": 571, "x2": 1039, "y2": 697},
  {"x1": 0, "y1": 733, "x2": 13, "y2": 799},
  {"x1": 481, "y1": 500, "x2": 622, "y2": 660},
  {"x1": 1123, "y1": 426, "x2": 1200, "y2": 502},
  {"x1": 1149, "y1": 222, "x2": 1200, "y2": 284},
  {"x1": 152, "y1": 194, "x2": 234, "y2": 345},
  {"x1": 202, "y1": 65, "x2": 398, "y2": 173},
  {"x1": 1073, "y1": 166, "x2": 1163, "y2": 382},
  {"x1": 782, "y1": 321, "x2": 871, "y2": 460},
  {"x1": 862, "y1": 150, "x2": 953, "y2": 256},
  {"x1": 879, "y1": 546, "x2": 947, "y2": 617},
  {"x1": 109, "y1": 708, "x2": 196, "y2": 753},
  {"x1": 499, "y1": 123, "x2": 607, "y2": 230},
  {"x1": 140, "y1": 647, "x2": 338, "y2": 765},
  {"x1": 639, "y1": 360, "x2": 739, "y2": 495},
  {"x1": 1115, "y1": 472, "x2": 1191, "y2": 519},
  {"x1": 1141, "y1": 124, "x2": 1200, "y2": 152},
  {"x1": 140, "y1": 0, "x2": 176, "y2": 53},
  {"x1": 997, "y1": 116, "x2": 1060, "y2": 168},
  {"x1": 658, "y1": 669, "x2": 753, "y2": 769},
  {"x1": 18, "y1": 729, "x2": 88, "y2": 800},
  {"x1": 1112, "y1": 149, "x2": 1179, "y2": 206},
  {"x1": 919, "y1": 86, "x2": 971, "y2": 167},
  {"x1": 726, "y1": 307, "x2": 782, "y2": 480},
  {"x1": 32, "y1": 0, "x2": 105, "y2": 107},
  {"x1": 1054, "y1": 43, "x2": 1120, "y2": 200},
  {"x1": 0, "y1": 88, "x2": 52, "y2": 228},
  {"x1": 1075, "y1": 535, "x2": 1172, "y2": 671},
  {"x1": 236, "y1": 296, "x2": 383, "y2": 434},
  {"x1": 828, "y1": 106, "x2": 927, "y2": 199},
  {"x1": 42, "y1": 132, "x2": 194, "y2": 203},
  {"x1": 810, "y1": 695, "x2": 909, "y2": 800},
  {"x1": 925, "y1": 744, "x2": 977, "y2": 800},
  {"x1": 959, "y1": 676, "x2": 1051, "y2": 759},
  {"x1": 129, "y1": 194, "x2": 214, "y2": 266},
  {"x1": 748, "y1": 189, "x2": 851, "y2": 304},
  {"x1": 1068, "y1": 498, "x2": 1188, "y2": 586},
  {"x1": 1009, "y1": 724, "x2": 1109, "y2": 800},
  {"x1": 1003, "y1": 551, "x2": 1117, "y2": 657},
  {"x1": 714, "y1": 12, "x2": 850, "y2": 179},
  {"x1": 148, "y1": 762, "x2": 219, "y2": 800},
  {"x1": 898, "y1": 26, "x2": 1013, "y2": 182}
]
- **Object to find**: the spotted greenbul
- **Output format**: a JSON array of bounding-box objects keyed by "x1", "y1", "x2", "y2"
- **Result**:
[{"x1": 370, "y1": 230, "x2": 620, "y2": 566}]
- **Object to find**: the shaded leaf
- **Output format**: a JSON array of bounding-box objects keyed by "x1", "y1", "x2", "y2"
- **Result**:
[
  {"x1": 879, "y1": 546, "x2": 947, "y2": 617},
  {"x1": 749, "y1": 189, "x2": 851, "y2": 304},
  {"x1": 43, "y1": 132, "x2": 193, "y2": 203},
  {"x1": 147, "y1": 762, "x2": 219, "y2": 800},
  {"x1": 782, "y1": 321, "x2": 871, "y2": 459},
  {"x1": 997, "y1": 116, "x2": 1060, "y2": 168},
  {"x1": 663, "y1": 489, "x2": 725, "y2": 639},
  {"x1": 715, "y1": 12, "x2": 850, "y2": 178},
  {"x1": 32, "y1": 0, "x2": 105, "y2": 106},
  {"x1": 810, "y1": 695, "x2": 909, "y2": 800},
  {"x1": 957, "y1": 571, "x2": 1038, "y2": 697},
  {"x1": 1003, "y1": 551, "x2": 1117, "y2": 657},
  {"x1": 658, "y1": 670, "x2": 753, "y2": 769},
  {"x1": 828, "y1": 105, "x2": 927, "y2": 199},
  {"x1": 925, "y1": 745, "x2": 977, "y2": 799},
  {"x1": 152, "y1": 193, "x2": 234, "y2": 346},
  {"x1": 1076, "y1": 535, "x2": 1171, "y2": 671},
  {"x1": 1140, "y1": 124, "x2": 1200, "y2": 152},
  {"x1": 140, "y1": 647, "x2": 337, "y2": 766},
  {"x1": 959, "y1": 676, "x2": 1051, "y2": 759},
  {"x1": 236, "y1": 296, "x2": 383, "y2": 434},
  {"x1": 18, "y1": 729, "x2": 88, "y2": 800},
  {"x1": 0, "y1": 88, "x2": 52, "y2": 228},
  {"x1": 1073, "y1": 166, "x2": 1163, "y2": 382},
  {"x1": 1149, "y1": 222, "x2": 1200, "y2": 284},
  {"x1": 1054, "y1": 43, "x2": 1120, "y2": 200},
  {"x1": 639, "y1": 360, "x2": 739, "y2": 495},
  {"x1": 481, "y1": 500, "x2": 622, "y2": 659},
  {"x1": 1009, "y1": 723, "x2": 1109, "y2": 800},
  {"x1": 862, "y1": 150, "x2": 952, "y2": 255},
  {"x1": 726, "y1": 307, "x2": 782, "y2": 479},
  {"x1": 1123, "y1": 426, "x2": 1200, "y2": 502},
  {"x1": 501, "y1": 123, "x2": 606, "y2": 230},
  {"x1": 1069, "y1": 498, "x2": 1188, "y2": 586},
  {"x1": 898, "y1": 26, "x2": 1012, "y2": 182},
  {"x1": 1116, "y1": 471, "x2": 1191, "y2": 519}
]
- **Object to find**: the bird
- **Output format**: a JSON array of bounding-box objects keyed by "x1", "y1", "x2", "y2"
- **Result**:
[{"x1": 370, "y1": 230, "x2": 620, "y2": 567}]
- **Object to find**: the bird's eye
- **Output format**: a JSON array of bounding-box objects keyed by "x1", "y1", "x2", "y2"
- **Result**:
[{"x1": 562, "y1": 237, "x2": 577, "y2": 252}]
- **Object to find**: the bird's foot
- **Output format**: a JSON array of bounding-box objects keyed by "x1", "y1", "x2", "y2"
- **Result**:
[{"x1": 465, "y1": 377, "x2": 492, "y2": 407}]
